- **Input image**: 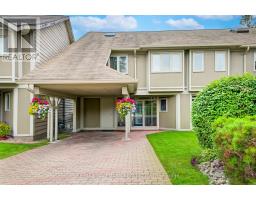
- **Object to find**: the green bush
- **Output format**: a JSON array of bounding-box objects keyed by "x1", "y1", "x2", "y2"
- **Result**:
[
  {"x1": 192, "y1": 73, "x2": 256, "y2": 148},
  {"x1": 197, "y1": 148, "x2": 218, "y2": 163},
  {"x1": 0, "y1": 122, "x2": 11, "y2": 137},
  {"x1": 213, "y1": 116, "x2": 256, "y2": 184}
]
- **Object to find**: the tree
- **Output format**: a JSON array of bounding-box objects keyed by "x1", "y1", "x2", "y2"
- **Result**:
[{"x1": 240, "y1": 15, "x2": 255, "y2": 28}]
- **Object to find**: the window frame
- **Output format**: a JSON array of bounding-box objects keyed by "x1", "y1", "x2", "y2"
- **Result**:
[
  {"x1": 192, "y1": 52, "x2": 205, "y2": 72},
  {"x1": 110, "y1": 55, "x2": 129, "y2": 74},
  {"x1": 4, "y1": 93, "x2": 10, "y2": 112},
  {"x1": 159, "y1": 98, "x2": 168, "y2": 112},
  {"x1": 214, "y1": 51, "x2": 227, "y2": 72},
  {"x1": 0, "y1": 35, "x2": 4, "y2": 56},
  {"x1": 151, "y1": 52, "x2": 183, "y2": 73}
]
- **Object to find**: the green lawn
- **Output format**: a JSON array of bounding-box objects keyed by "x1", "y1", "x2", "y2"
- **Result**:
[
  {"x1": 147, "y1": 131, "x2": 209, "y2": 185},
  {"x1": 0, "y1": 140, "x2": 48, "y2": 160}
]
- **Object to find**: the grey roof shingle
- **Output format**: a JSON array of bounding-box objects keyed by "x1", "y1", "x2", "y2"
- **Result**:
[{"x1": 20, "y1": 29, "x2": 256, "y2": 83}]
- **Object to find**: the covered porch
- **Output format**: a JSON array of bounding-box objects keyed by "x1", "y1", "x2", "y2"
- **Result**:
[{"x1": 31, "y1": 82, "x2": 138, "y2": 142}]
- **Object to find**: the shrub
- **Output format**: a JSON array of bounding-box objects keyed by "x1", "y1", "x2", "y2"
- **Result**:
[
  {"x1": 197, "y1": 148, "x2": 218, "y2": 163},
  {"x1": 192, "y1": 73, "x2": 256, "y2": 148},
  {"x1": 0, "y1": 122, "x2": 11, "y2": 137},
  {"x1": 213, "y1": 116, "x2": 256, "y2": 184}
]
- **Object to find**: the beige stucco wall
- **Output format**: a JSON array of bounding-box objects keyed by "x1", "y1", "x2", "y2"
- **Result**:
[
  {"x1": 191, "y1": 50, "x2": 228, "y2": 90},
  {"x1": 230, "y1": 51, "x2": 244, "y2": 75},
  {"x1": 136, "y1": 53, "x2": 147, "y2": 89},
  {"x1": 159, "y1": 96, "x2": 176, "y2": 129},
  {"x1": 150, "y1": 73, "x2": 183, "y2": 89},
  {"x1": 84, "y1": 98, "x2": 100, "y2": 128},
  {"x1": 180, "y1": 93, "x2": 191, "y2": 129},
  {"x1": 17, "y1": 88, "x2": 31, "y2": 135}
]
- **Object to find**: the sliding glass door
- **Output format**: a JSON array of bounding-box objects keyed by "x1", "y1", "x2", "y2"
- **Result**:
[{"x1": 132, "y1": 99, "x2": 157, "y2": 127}]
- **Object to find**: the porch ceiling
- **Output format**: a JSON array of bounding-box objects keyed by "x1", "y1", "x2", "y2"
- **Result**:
[{"x1": 36, "y1": 83, "x2": 136, "y2": 97}]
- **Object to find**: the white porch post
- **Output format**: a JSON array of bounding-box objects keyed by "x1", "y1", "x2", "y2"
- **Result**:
[
  {"x1": 47, "y1": 111, "x2": 50, "y2": 139},
  {"x1": 122, "y1": 86, "x2": 130, "y2": 141},
  {"x1": 54, "y1": 98, "x2": 60, "y2": 141},
  {"x1": 49, "y1": 97, "x2": 54, "y2": 142},
  {"x1": 72, "y1": 98, "x2": 77, "y2": 132}
]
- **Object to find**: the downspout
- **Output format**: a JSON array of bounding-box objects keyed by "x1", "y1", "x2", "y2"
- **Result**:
[{"x1": 134, "y1": 49, "x2": 137, "y2": 79}]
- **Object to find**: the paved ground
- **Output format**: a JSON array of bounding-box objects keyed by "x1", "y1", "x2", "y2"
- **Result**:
[{"x1": 0, "y1": 131, "x2": 170, "y2": 185}]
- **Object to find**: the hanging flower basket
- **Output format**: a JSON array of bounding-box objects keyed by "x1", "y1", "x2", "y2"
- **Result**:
[
  {"x1": 28, "y1": 97, "x2": 49, "y2": 120},
  {"x1": 115, "y1": 98, "x2": 136, "y2": 120}
]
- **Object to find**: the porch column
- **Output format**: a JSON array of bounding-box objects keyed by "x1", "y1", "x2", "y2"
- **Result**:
[
  {"x1": 49, "y1": 97, "x2": 54, "y2": 142},
  {"x1": 72, "y1": 98, "x2": 77, "y2": 132},
  {"x1": 54, "y1": 97, "x2": 61, "y2": 141},
  {"x1": 122, "y1": 86, "x2": 130, "y2": 141},
  {"x1": 47, "y1": 111, "x2": 50, "y2": 139}
]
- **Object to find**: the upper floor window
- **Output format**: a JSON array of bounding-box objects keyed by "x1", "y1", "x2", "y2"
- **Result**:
[
  {"x1": 192, "y1": 52, "x2": 204, "y2": 72},
  {"x1": 151, "y1": 52, "x2": 182, "y2": 73},
  {"x1": 4, "y1": 93, "x2": 10, "y2": 112},
  {"x1": 215, "y1": 51, "x2": 226, "y2": 71},
  {"x1": 110, "y1": 55, "x2": 128, "y2": 74}
]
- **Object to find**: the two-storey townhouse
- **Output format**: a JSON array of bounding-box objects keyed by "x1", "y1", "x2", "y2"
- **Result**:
[
  {"x1": 0, "y1": 16, "x2": 74, "y2": 140},
  {"x1": 18, "y1": 28, "x2": 256, "y2": 141}
]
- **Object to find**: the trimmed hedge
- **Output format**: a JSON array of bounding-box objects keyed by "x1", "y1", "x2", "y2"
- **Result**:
[
  {"x1": 192, "y1": 73, "x2": 256, "y2": 148},
  {"x1": 213, "y1": 116, "x2": 256, "y2": 184}
]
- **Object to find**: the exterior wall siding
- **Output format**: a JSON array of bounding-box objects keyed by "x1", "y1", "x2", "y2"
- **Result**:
[
  {"x1": 17, "y1": 88, "x2": 31, "y2": 135},
  {"x1": 230, "y1": 51, "x2": 244, "y2": 75},
  {"x1": 58, "y1": 98, "x2": 74, "y2": 130},
  {"x1": 35, "y1": 22, "x2": 71, "y2": 66},
  {"x1": 180, "y1": 93, "x2": 191, "y2": 130},
  {"x1": 159, "y1": 96, "x2": 176, "y2": 129},
  {"x1": 190, "y1": 49, "x2": 228, "y2": 91}
]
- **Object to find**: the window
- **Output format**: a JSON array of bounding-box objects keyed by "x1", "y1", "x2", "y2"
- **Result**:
[
  {"x1": 4, "y1": 93, "x2": 10, "y2": 111},
  {"x1": 160, "y1": 98, "x2": 168, "y2": 112},
  {"x1": 0, "y1": 37, "x2": 4, "y2": 55},
  {"x1": 215, "y1": 51, "x2": 226, "y2": 71},
  {"x1": 110, "y1": 55, "x2": 128, "y2": 74},
  {"x1": 151, "y1": 52, "x2": 182, "y2": 73},
  {"x1": 193, "y1": 52, "x2": 204, "y2": 72}
]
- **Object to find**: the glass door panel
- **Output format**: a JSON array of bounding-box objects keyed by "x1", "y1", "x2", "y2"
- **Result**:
[
  {"x1": 144, "y1": 100, "x2": 157, "y2": 126},
  {"x1": 132, "y1": 101, "x2": 143, "y2": 126}
]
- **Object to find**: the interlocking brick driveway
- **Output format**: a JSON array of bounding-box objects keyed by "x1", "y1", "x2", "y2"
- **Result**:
[{"x1": 0, "y1": 131, "x2": 170, "y2": 185}]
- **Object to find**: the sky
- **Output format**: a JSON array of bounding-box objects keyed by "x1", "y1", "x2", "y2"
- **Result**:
[{"x1": 70, "y1": 15, "x2": 242, "y2": 40}]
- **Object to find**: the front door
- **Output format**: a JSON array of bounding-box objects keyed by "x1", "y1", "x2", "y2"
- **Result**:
[{"x1": 132, "y1": 99, "x2": 157, "y2": 127}]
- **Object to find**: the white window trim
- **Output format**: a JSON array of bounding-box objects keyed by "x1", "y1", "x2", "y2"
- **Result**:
[
  {"x1": 4, "y1": 93, "x2": 10, "y2": 112},
  {"x1": 151, "y1": 52, "x2": 183, "y2": 73},
  {"x1": 214, "y1": 51, "x2": 227, "y2": 72},
  {"x1": 254, "y1": 51, "x2": 256, "y2": 71},
  {"x1": 159, "y1": 98, "x2": 168, "y2": 112},
  {"x1": 192, "y1": 52, "x2": 204, "y2": 72},
  {"x1": 110, "y1": 55, "x2": 129, "y2": 74},
  {"x1": 0, "y1": 35, "x2": 5, "y2": 56}
]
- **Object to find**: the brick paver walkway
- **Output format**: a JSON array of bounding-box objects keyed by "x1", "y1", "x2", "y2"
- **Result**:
[{"x1": 0, "y1": 131, "x2": 170, "y2": 185}]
